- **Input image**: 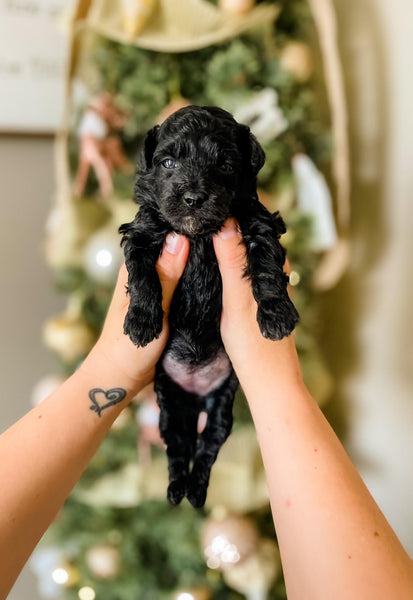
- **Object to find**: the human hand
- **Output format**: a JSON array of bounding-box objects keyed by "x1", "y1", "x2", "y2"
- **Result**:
[
  {"x1": 82, "y1": 233, "x2": 190, "y2": 396},
  {"x1": 212, "y1": 218, "x2": 302, "y2": 391}
]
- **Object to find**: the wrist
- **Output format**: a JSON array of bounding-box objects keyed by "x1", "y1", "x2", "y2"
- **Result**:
[
  {"x1": 227, "y1": 334, "x2": 304, "y2": 398},
  {"x1": 79, "y1": 344, "x2": 148, "y2": 402}
]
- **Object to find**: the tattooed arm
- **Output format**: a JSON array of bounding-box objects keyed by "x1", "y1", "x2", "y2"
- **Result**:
[{"x1": 0, "y1": 233, "x2": 189, "y2": 599}]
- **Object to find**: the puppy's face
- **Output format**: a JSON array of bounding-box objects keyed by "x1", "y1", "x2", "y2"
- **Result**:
[{"x1": 136, "y1": 106, "x2": 265, "y2": 235}]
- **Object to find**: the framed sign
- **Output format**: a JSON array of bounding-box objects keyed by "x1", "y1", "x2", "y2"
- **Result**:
[{"x1": 0, "y1": 0, "x2": 74, "y2": 134}]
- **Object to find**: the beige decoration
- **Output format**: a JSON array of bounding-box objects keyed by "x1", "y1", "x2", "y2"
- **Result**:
[
  {"x1": 292, "y1": 153, "x2": 338, "y2": 252},
  {"x1": 76, "y1": 0, "x2": 279, "y2": 53},
  {"x1": 223, "y1": 539, "x2": 281, "y2": 600},
  {"x1": 121, "y1": 0, "x2": 157, "y2": 38},
  {"x1": 308, "y1": 0, "x2": 351, "y2": 290},
  {"x1": 43, "y1": 296, "x2": 96, "y2": 364}
]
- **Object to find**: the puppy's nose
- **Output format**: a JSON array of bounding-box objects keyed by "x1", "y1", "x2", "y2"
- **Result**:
[{"x1": 183, "y1": 192, "x2": 207, "y2": 208}]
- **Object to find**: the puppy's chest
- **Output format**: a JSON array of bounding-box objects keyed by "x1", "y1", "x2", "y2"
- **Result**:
[
  {"x1": 163, "y1": 235, "x2": 231, "y2": 395},
  {"x1": 169, "y1": 236, "x2": 222, "y2": 328}
]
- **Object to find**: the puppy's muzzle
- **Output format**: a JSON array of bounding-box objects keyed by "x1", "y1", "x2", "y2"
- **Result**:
[{"x1": 183, "y1": 191, "x2": 208, "y2": 208}]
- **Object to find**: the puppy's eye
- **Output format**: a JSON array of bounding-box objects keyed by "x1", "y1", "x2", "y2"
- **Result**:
[
  {"x1": 161, "y1": 158, "x2": 178, "y2": 169},
  {"x1": 219, "y1": 163, "x2": 234, "y2": 174}
]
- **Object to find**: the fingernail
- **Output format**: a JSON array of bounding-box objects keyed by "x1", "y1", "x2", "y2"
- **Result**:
[
  {"x1": 164, "y1": 232, "x2": 184, "y2": 255},
  {"x1": 218, "y1": 220, "x2": 238, "y2": 239}
]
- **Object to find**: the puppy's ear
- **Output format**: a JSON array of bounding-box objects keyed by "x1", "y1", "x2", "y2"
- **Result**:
[
  {"x1": 139, "y1": 125, "x2": 160, "y2": 171},
  {"x1": 239, "y1": 125, "x2": 265, "y2": 176}
]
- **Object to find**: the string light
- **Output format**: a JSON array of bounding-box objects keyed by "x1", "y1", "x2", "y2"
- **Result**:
[
  {"x1": 95, "y1": 249, "x2": 113, "y2": 267},
  {"x1": 289, "y1": 270, "x2": 301, "y2": 286},
  {"x1": 78, "y1": 586, "x2": 96, "y2": 600},
  {"x1": 204, "y1": 534, "x2": 241, "y2": 569},
  {"x1": 52, "y1": 567, "x2": 69, "y2": 585}
]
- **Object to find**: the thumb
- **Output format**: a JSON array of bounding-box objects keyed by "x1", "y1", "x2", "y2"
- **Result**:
[
  {"x1": 212, "y1": 218, "x2": 253, "y2": 311},
  {"x1": 156, "y1": 232, "x2": 190, "y2": 314}
]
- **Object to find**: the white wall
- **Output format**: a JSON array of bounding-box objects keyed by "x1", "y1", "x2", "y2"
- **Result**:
[
  {"x1": 0, "y1": 136, "x2": 62, "y2": 599},
  {"x1": 331, "y1": 0, "x2": 413, "y2": 553}
]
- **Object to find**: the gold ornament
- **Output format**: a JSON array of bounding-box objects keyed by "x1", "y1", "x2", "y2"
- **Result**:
[
  {"x1": 157, "y1": 97, "x2": 192, "y2": 124},
  {"x1": 201, "y1": 513, "x2": 259, "y2": 570},
  {"x1": 223, "y1": 539, "x2": 281, "y2": 599},
  {"x1": 121, "y1": 0, "x2": 157, "y2": 38},
  {"x1": 85, "y1": 544, "x2": 120, "y2": 579},
  {"x1": 172, "y1": 587, "x2": 211, "y2": 600},
  {"x1": 280, "y1": 41, "x2": 314, "y2": 83},
  {"x1": 43, "y1": 297, "x2": 96, "y2": 364},
  {"x1": 219, "y1": 0, "x2": 255, "y2": 16}
]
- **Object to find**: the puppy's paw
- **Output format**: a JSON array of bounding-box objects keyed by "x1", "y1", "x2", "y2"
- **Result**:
[
  {"x1": 187, "y1": 472, "x2": 208, "y2": 508},
  {"x1": 124, "y1": 304, "x2": 163, "y2": 347},
  {"x1": 167, "y1": 476, "x2": 188, "y2": 506},
  {"x1": 257, "y1": 297, "x2": 299, "y2": 340}
]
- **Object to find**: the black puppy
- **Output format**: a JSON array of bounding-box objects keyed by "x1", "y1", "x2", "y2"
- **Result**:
[{"x1": 120, "y1": 105, "x2": 299, "y2": 508}]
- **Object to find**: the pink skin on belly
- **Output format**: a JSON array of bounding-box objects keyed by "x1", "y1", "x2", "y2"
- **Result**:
[{"x1": 162, "y1": 350, "x2": 232, "y2": 396}]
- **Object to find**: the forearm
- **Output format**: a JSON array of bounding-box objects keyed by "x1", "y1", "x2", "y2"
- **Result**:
[
  {"x1": 239, "y1": 362, "x2": 413, "y2": 600},
  {"x1": 0, "y1": 362, "x2": 138, "y2": 599}
]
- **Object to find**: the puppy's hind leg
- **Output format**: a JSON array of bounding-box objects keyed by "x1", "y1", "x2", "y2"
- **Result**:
[
  {"x1": 155, "y1": 367, "x2": 199, "y2": 506},
  {"x1": 187, "y1": 370, "x2": 238, "y2": 508}
]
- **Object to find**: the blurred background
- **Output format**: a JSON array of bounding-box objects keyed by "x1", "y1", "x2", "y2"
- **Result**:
[{"x1": 1, "y1": 0, "x2": 412, "y2": 598}]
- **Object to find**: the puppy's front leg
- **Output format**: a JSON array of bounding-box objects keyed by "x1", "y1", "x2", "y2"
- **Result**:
[
  {"x1": 237, "y1": 202, "x2": 299, "y2": 340},
  {"x1": 120, "y1": 208, "x2": 169, "y2": 347}
]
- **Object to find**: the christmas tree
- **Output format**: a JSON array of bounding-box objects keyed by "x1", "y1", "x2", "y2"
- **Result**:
[{"x1": 31, "y1": 1, "x2": 348, "y2": 598}]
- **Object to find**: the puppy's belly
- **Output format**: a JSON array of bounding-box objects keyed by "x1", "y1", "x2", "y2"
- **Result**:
[{"x1": 162, "y1": 350, "x2": 231, "y2": 396}]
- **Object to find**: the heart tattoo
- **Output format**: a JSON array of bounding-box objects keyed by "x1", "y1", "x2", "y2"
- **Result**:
[{"x1": 88, "y1": 387, "x2": 127, "y2": 417}]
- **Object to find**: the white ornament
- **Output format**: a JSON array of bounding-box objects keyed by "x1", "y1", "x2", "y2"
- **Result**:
[
  {"x1": 84, "y1": 229, "x2": 123, "y2": 284},
  {"x1": 31, "y1": 374, "x2": 65, "y2": 407},
  {"x1": 234, "y1": 88, "x2": 288, "y2": 144},
  {"x1": 86, "y1": 544, "x2": 120, "y2": 579},
  {"x1": 292, "y1": 153, "x2": 338, "y2": 252},
  {"x1": 137, "y1": 400, "x2": 160, "y2": 427}
]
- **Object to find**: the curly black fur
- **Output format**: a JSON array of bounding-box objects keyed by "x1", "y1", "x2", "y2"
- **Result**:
[{"x1": 120, "y1": 105, "x2": 299, "y2": 508}]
